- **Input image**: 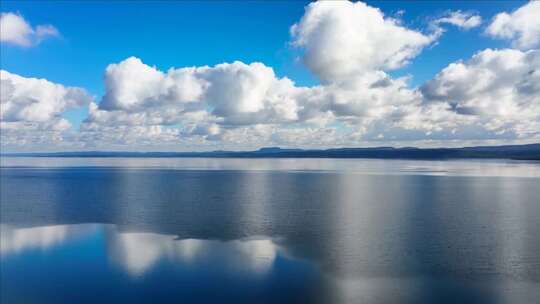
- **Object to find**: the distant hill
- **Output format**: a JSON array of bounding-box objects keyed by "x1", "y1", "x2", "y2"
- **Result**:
[{"x1": 3, "y1": 144, "x2": 540, "y2": 160}]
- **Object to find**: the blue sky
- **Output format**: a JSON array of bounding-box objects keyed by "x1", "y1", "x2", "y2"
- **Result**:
[{"x1": 1, "y1": 1, "x2": 538, "y2": 151}]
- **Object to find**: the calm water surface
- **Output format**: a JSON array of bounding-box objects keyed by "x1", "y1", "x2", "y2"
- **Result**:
[{"x1": 1, "y1": 157, "x2": 539, "y2": 303}]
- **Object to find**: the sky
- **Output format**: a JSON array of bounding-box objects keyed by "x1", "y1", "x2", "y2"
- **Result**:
[{"x1": 1, "y1": 0, "x2": 539, "y2": 152}]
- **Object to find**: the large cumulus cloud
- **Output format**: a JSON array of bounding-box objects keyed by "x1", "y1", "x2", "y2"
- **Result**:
[
  {"x1": 290, "y1": 1, "x2": 435, "y2": 83},
  {"x1": 78, "y1": 46, "x2": 540, "y2": 148},
  {"x1": 486, "y1": 1, "x2": 540, "y2": 50},
  {"x1": 81, "y1": 54, "x2": 431, "y2": 146},
  {"x1": 95, "y1": 57, "x2": 300, "y2": 125},
  {"x1": 0, "y1": 70, "x2": 92, "y2": 149},
  {"x1": 421, "y1": 48, "x2": 540, "y2": 138},
  {"x1": 1, "y1": 70, "x2": 91, "y2": 122},
  {"x1": 2, "y1": 1, "x2": 539, "y2": 151},
  {"x1": 81, "y1": 58, "x2": 307, "y2": 145}
]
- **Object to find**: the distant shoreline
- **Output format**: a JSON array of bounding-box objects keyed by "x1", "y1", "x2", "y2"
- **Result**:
[{"x1": 2, "y1": 144, "x2": 539, "y2": 161}]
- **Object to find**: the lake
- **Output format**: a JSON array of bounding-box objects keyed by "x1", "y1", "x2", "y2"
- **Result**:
[{"x1": 1, "y1": 157, "x2": 539, "y2": 304}]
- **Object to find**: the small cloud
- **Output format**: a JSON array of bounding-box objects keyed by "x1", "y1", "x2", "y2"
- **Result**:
[
  {"x1": 433, "y1": 10, "x2": 482, "y2": 30},
  {"x1": 0, "y1": 12, "x2": 59, "y2": 47},
  {"x1": 36, "y1": 24, "x2": 59, "y2": 41}
]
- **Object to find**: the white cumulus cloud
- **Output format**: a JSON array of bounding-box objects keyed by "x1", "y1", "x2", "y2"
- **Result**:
[
  {"x1": 421, "y1": 48, "x2": 540, "y2": 138},
  {"x1": 3, "y1": 1, "x2": 540, "y2": 151},
  {"x1": 1, "y1": 70, "x2": 92, "y2": 123},
  {"x1": 0, "y1": 12, "x2": 59, "y2": 47},
  {"x1": 81, "y1": 56, "x2": 429, "y2": 146},
  {"x1": 85, "y1": 57, "x2": 304, "y2": 136},
  {"x1": 0, "y1": 70, "x2": 92, "y2": 149},
  {"x1": 290, "y1": 1, "x2": 435, "y2": 83},
  {"x1": 486, "y1": 1, "x2": 540, "y2": 50}
]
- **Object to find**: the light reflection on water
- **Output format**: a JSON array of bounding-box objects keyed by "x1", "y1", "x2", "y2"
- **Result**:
[
  {"x1": 1, "y1": 158, "x2": 539, "y2": 303},
  {"x1": 2, "y1": 156, "x2": 540, "y2": 177}
]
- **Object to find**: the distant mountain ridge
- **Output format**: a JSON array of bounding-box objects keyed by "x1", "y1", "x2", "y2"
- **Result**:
[{"x1": 2, "y1": 144, "x2": 540, "y2": 160}]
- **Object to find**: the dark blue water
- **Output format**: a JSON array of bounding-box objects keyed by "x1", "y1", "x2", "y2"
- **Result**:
[{"x1": 1, "y1": 158, "x2": 539, "y2": 303}]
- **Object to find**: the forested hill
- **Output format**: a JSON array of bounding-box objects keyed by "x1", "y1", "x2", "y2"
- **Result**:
[{"x1": 3, "y1": 144, "x2": 540, "y2": 160}]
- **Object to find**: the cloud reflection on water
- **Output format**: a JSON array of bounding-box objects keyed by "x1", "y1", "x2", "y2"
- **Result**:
[
  {"x1": 108, "y1": 231, "x2": 278, "y2": 277},
  {"x1": 0, "y1": 224, "x2": 97, "y2": 256},
  {"x1": 1, "y1": 224, "x2": 279, "y2": 278},
  {"x1": 1, "y1": 161, "x2": 539, "y2": 303}
]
